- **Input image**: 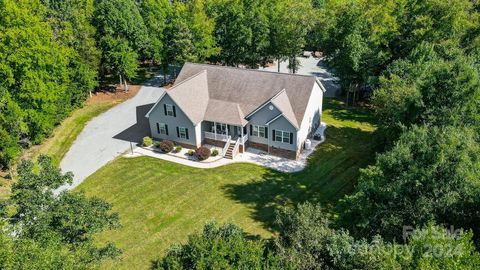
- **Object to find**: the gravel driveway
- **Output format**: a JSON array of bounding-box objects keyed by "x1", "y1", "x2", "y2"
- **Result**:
[
  {"x1": 260, "y1": 56, "x2": 341, "y2": 97},
  {"x1": 58, "y1": 86, "x2": 164, "y2": 192}
]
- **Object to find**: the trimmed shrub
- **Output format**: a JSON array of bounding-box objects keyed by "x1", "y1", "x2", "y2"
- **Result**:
[
  {"x1": 143, "y1": 136, "x2": 153, "y2": 147},
  {"x1": 159, "y1": 140, "x2": 174, "y2": 153},
  {"x1": 173, "y1": 145, "x2": 182, "y2": 153},
  {"x1": 195, "y1": 147, "x2": 211, "y2": 161},
  {"x1": 154, "y1": 141, "x2": 161, "y2": 148},
  {"x1": 187, "y1": 150, "x2": 195, "y2": 156},
  {"x1": 211, "y1": 149, "x2": 219, "y2": 157}
]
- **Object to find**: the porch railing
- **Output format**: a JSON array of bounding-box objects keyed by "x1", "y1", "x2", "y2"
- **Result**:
[
  {"x1": 232, "y1": 139, "x2": 240, "y2": 158},
  {"x1": 204, "y1": 131, "x2": 229, "y2": 142},
  {"x1": 241, "y1": 134, "x2": 248, "y2": 144},
  {"x1": 222, "y1": 136, "x2": 231, "y2": 157}
]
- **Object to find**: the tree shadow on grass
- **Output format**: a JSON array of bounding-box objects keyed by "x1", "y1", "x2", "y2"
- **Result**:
[
  {"x1": 324, "y1": 98, "x2": 377, "y2": 124},
  {"x1": 222, "y1": 125, "x2": 378, "y2": 233}
]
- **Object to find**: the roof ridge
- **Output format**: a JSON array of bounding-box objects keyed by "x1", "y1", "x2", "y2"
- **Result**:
[
  {"x1": 236, "y1": 103, "x2": 245, "y2": 121},
  {"x1": 184, "y1": 62, "x2": 317, "y2": 79},
  {"x1": 271, "y1": 89, "x2": 299, "y2": 128}
]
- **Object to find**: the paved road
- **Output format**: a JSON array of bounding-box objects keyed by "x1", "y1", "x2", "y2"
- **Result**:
[
  {"x1": 58, "y1": 86, "x2": 164, "y2": 192},
  {"x1": 260, "y1": 56, "x2": 341, "y2": 97}
]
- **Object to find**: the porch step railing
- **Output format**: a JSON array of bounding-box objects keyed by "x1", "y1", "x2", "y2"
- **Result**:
[
  {"x1": 222, "y1": 136, "x2": 231, "y2": 157},
  {"x1": 241, "y1": 134, "x2": 248, "y2": 144},
  {"x1": 232, "y1": 139, "x2": 240, "y2": 158}
]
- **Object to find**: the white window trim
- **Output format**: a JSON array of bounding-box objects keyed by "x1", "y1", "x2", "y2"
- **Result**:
[
  {"x1": 275, "y1": 130, "x2": 290, "y2": 144},
  {"x1": 165, "y1": 104, "x2": 174, "y2": 116},
  {"x1": 178, "y1": 127, "x2": 187, "y2": 139},
  {"x1": 252, "y1": 125, "x2": 266, "y2": 138},
  {"x1": 158, "y1": 123, "x2": 167, "y2": 135}
]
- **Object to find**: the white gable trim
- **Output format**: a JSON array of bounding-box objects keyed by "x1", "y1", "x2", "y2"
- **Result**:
[
  {"x1": 145, "y1": 91, "x2": 196, "y2": 125},
  {"x1": 244, "y1": 88, "x2": 286, "y2": 119},
  {"x1": 145, "y1": 91, "x2": 167, "y2": 118},
  {"x1": 265, "y1": 114, "x2": 283, "y2": 125},
  {"x1": 315, "y1": 79, "x2": 327, "y2": 93},
  {"x1": 265, "y1": 113, "x2": 299, "y2": 131}
]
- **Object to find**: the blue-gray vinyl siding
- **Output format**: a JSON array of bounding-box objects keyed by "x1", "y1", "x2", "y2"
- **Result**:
[
  {"x1": 247, "y1": 102, "x2": 297, "y2": 151},
  {"x1": 148, "y1": 94, "x2": 198, "y2": 146},
  {"x1": 268, "y1": 116, "x2": 297, "y2": 151}
]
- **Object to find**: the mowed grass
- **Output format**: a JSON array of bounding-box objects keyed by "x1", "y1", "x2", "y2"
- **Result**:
[
  {"x1": 0, "y1": 102, "x2": 119, "y2": 198},
  {"x1": 0, "y1": 86, "x2": 142, "y2": 199},
  {"x1": 76, "y1": 98, "x2": 377, "y2": 269},
  {"x1": 25, "y1": 102, "x2": 119, "y2": 165}
]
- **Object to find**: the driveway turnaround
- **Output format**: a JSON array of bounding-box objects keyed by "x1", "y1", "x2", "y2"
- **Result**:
[
  {"x1": 260, "y1": 56, "x2": 341, "y2": 97},
  {"x1": 58, "y1": 86, "x2": 165, "y2": 192}
]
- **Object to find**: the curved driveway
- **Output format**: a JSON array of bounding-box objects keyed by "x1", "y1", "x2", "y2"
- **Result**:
[{"x1": 58, "y1": 86, "x2": 165, "y2": 192}]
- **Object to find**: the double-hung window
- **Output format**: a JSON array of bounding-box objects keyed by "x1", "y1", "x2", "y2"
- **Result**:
[
  {"x1": 252, "y1": 125, "x2": 266, "y2": 138},
  {"x1": 178, "y1": 127, "x2": 187, "y2": 139},
  {"x1": 157, "y1": 123, "x2": 167, "y2": 135},
  {"x1": 165, "y1": 104, "x2": 175, "y2": 116},
  {"x1": 275, "y1": 130, "x2": 291, "y2": 144}
]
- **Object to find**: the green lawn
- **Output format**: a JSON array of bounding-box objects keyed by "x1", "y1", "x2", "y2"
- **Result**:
[
  {"x1": 0, "y1": 100, "x2": 123, "y2": 198},
  {"x1": 77, "y1": 98, "x2": 377, "y2": 269},
  {"x1": 26, "y1": 102, "x2": 119, "y2": 165}
]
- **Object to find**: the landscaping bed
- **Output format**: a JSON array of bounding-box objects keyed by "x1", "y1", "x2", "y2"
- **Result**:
[
  {"x1": 76, "y1": 98, "x2": 377, "y2": 270},
  {"x1": 141, "y1": 139, "x2": 224, "y2": 163}
]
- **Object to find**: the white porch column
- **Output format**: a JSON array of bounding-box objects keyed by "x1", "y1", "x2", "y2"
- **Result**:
[
  {"x1": 226, "y1": 124, "x2": 229, "y2": 138},
  {"x1": 214, "y1": 121, "x2": 217, "y2": 141},
  {"x1": 267, "y1": 124, "x2": 270, "y2": 154},
  {"x1": 241, "y1": 125, "x2": 244, "y2": 145}
]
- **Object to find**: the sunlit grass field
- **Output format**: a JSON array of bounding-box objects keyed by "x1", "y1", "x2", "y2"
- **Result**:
[{"x1": 77, "y1": 98, "x2": 378, "y2": 269}]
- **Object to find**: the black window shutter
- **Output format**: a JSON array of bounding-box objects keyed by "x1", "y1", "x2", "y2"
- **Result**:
[
  {"x1": 165, "y1": 124, "x2": 169, "y2": 135},
  {"x1": 272, "y1": 129, "x2": 276, "y2": 141},
  {"x1": 265, "y1": 127, "x2": 268, "y2": 139},
  {"x1": 250, "y1": 125, "x2": 253, "y2": 136},
  {"x1": 186, "y1": 128, "x2": 189, "y2": 140},
  {"x1": 173, "y1": 106, "x2": 177, "y2": 117},
  {"x1": 176, "y1": 127, "x2": 180, "y2": 137},
  {"x1": 164, "y1": 104, "x2": 167, "y2": 115},
  {"x1": 156, "y1": 123, "x2": 160, "y2": 133},
  {"x1": 290, "y1": 133, "x2": 293, "y2": 144}
]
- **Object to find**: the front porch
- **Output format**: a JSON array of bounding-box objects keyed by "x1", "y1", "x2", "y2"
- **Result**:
[{"x1": 202, "y1": 121, "x2": 248, "y2": 159}]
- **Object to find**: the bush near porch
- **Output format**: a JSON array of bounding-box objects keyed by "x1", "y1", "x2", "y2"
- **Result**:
[{"x1": 76, "y1": 98, "x2": 377, "y2": 270}]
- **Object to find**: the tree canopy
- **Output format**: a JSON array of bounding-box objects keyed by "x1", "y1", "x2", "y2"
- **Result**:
[
  {"x1": 338, "y1": 125, "x2": 480, "y2": 242},
  {"x1": 0, "y1": 155, "x2": 120, "y2": 269},
  {"x1": 151, "y1": 222, "x2": 284, "y2": 269}
]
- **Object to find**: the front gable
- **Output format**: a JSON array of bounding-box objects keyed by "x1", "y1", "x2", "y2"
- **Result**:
[
  {"x1": 246, "y1": 101, "x2": 282, "y2": 124},
  {"x1": 147, "y1": 93, "x2": 198, "y2": 146}
]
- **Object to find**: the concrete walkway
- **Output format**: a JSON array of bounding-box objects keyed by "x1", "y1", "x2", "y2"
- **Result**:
[
  {"x1": 128, "y1": 123, "x2": 327, "y2": 173},
  {"x1": 58, "y1": 86, "x2": 165, "y2": 192}
]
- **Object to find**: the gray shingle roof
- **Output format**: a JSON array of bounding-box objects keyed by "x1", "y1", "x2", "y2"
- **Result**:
[
  {"x1": 270, "y1": 89, "x2": 299, "y2": 128},
  {"x1": 204, "y1": 99, "x2": 248, "y2": 126},
  {"x1": 167, "y1": 70, "x2": 209, "y2": 124},
  {"x1": 165, "y1": 63, "x2": 318, "y2": 126}
]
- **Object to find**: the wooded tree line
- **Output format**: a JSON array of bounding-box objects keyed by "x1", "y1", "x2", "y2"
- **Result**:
[
  {"x1": 0, "y1": 0, "x2": 315, "y2": 170},
  {"x1": 152, "y1": 0, "x2": 480, "y2": 269},
  {"x1": 1, "y1": 0, "x2": 479, "y2": 268},
  {"x1": 0, "y1": 155, "x2": 120, "y2": 268}
]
